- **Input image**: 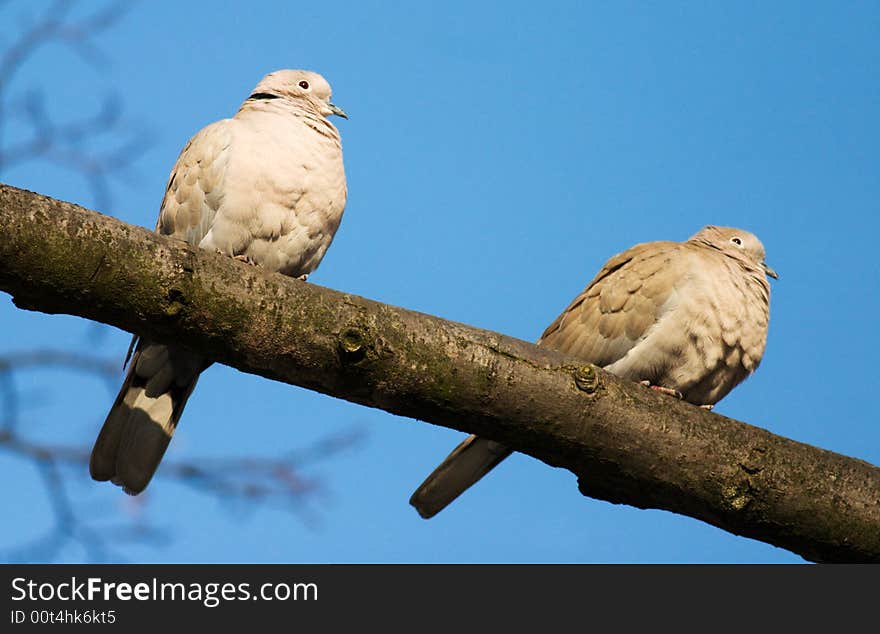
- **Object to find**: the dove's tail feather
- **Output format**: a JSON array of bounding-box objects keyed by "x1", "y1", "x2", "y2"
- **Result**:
[
  {"x1": 90, "y1": 340, "x2": 205, "y2": 495},
  {"x1": 409, "y1": 435, "x2": 513, "y2": 519}
]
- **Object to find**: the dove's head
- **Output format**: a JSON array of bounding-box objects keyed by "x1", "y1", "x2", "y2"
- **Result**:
[
  {"x1": 247, "y1": 69, "x2": 347, "y2": 119},
  {"x1": 691, "y1": 225, "x2": 778, "y2": 280}
]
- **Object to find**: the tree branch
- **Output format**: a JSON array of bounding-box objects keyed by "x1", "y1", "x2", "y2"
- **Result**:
[{"x1": 1, "y1": 182, "x2": 878, "y2": 563}]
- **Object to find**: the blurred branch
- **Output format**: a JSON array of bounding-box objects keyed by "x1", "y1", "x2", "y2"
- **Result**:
[
  {"x1": 0, "y1": 0, "x2": 149, "y2": 210},
  {"x1": 0, "y1": 347, "x2": 364, "y2": 561},
  {"x1": 2, "y1": 183, "x2": 879, "y2": 563},
  {"x1": 0, "y1": 0, "x2": 128, "y2": 86}
]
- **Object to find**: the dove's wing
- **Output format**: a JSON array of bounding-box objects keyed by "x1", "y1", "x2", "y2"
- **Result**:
[
  {"x1": 538, "y1": 240, "x2": 683, "y2": 368},
  {"x1": 156, "y1": 120, "x2": 235, "y2": 246}
]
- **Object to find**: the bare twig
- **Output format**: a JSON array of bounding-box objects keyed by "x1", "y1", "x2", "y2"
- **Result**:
[
  {"x1": 0, "y1": 0, "x2": 148, "y2": 209},
  {"x1": 0, "y1": 0, "x2": 128, "y2": 85},
  {"x1": 0, "y1": 348, "x2": 364, "y2": 561}
]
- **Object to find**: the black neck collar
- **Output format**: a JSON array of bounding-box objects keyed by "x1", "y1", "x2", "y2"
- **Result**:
[{"x1": 248, "y1": 92, "x2": 281, "y2": 101}]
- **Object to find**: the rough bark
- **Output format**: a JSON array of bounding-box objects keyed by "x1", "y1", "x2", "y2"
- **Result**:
[{"x1": 1, "y1": 182, "x2": 878, "y2": 563}]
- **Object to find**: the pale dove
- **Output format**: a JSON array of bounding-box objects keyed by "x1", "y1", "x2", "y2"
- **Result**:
[
  {"x1": 90, "y1": 70, "x2": 348, "y2": 494},
  {"x1": 410, "y1": 226, "x2": 776, "y2": 518}
]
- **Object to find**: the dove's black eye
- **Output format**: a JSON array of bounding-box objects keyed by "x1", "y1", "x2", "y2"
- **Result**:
[
  {"x1": 298, "y1": 80, "x2": 310, "y2": 90},
  {"x1": 731, "y1": 237, "x2": 743, "y2": 246}
]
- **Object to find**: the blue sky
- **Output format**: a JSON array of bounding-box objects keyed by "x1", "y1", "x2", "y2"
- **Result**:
[{"x1": 1, "y1": 0, "x2": 877, "y2": 563}]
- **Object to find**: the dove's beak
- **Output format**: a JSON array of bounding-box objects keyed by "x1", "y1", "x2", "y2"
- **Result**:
[
  {"x1": 328, "y1": 102, "x2": 348, "y2": 119},
  {"x1": 763, "y1": 262, "x2": 779, "y2": 280}
]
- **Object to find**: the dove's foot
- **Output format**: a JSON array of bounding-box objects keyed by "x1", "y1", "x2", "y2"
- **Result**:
[
  {"x1": 639, "y1": 380, "x2": 683, "y2": 400},
  {"x1": 700, "y1": 404, "x2": 714, "y2": 411},
  {"x1": 296, "y1": 273, "x2": 308, "y2": 282},
  {"x1": 233, "y1": 254, "x2": 257, "y2": 266}
]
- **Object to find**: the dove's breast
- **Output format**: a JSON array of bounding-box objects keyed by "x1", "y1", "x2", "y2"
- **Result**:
[
  {"x1": 580, "y1": 247, "x2": 770, "y2": 406},
  {"x1": 199, "y1": 109, "x2": 347, "y2": 278},
  {"x1": 630, "y1": 252, "x2": 770, "y2": 405}
]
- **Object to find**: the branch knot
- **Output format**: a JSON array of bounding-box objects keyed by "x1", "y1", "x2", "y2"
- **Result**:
[
  {"x1": 338, "y1": 327, "x2": 367, "y2": 363},
  {"x1": 573, "y1": 364, "x2": 599, "y2": 394}
]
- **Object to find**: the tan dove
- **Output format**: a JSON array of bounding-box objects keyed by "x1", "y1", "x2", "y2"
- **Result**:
[
  {"x1": 90, "y1": 70, "x2": 348, "y2": 494},
  {"x1": 410, "y1": 225, "x2": 776, "y2": 518}
]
